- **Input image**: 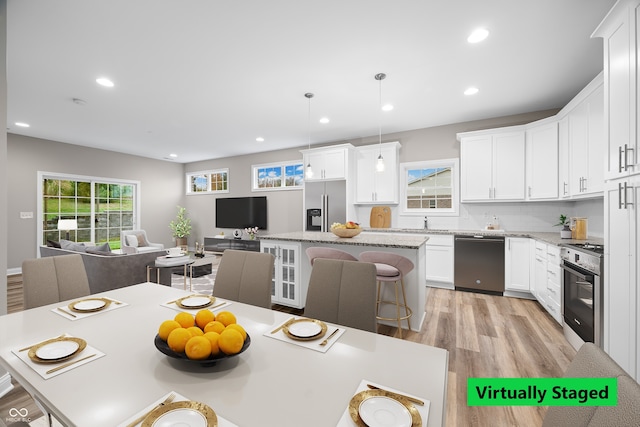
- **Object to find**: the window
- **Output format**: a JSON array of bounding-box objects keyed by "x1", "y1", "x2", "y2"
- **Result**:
[
  {"x1": 400, "y1": 158, "x2": 459, "y2": 216},
  {"x1": 186, "y1": 169, "x2": 229, "y2": 194},
  {"x1": 38, "y1": 172, "x2": 140, "y2": 250},
  {"x1": 252, "y1": 161, "x2": 304, "y2": 191}
]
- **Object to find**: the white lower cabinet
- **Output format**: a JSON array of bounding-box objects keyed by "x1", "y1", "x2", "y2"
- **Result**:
[
  {"x1": 425, "y1": 234, "x2": 454, "y2": 286},
  {"x1": 531, "y1": 240, "x2": 562, "y2": 324},
  {"x1": 505, "y1": 237, "x2": 530, "y2": 292},
  {"x1": 261, "y1": 241, "x2": 302, "y2": 308}
]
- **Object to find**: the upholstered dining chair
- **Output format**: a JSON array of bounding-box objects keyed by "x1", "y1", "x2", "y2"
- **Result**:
[
  {"x1": 305, "y1": 246, "x2": 358, "y2": 266},
  {"x1": 304, "y1": 258, "x2": 378, "y2": 333},
  {"x1": 120, "y1": 230, "x2": 165, "y2": 254},
  {"x1": 22, "y1": 254, "x2": 91, "y2": 309},
  {"x1": 212, "y1": 249, "x2": 275, "y2": 309}
]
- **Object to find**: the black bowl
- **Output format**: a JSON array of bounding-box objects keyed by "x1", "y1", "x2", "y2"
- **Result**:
[{"x1": 154, "y1": 333, "x2": 251, "y2": 367}]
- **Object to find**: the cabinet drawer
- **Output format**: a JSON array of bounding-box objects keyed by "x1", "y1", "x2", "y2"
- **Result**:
[
  {"x1": 544, "y1": 298, "x2": 562, "y2": 324},
  {"x1": 546, "y1": 279, "x2": 561, "y2": 306},
  {"x1": 535, "y1": 241, "x2": 547, "y2": 258},
  {"x1": 546, "y1": 263, "x2": 561, "y2": 286},
  {"x1": 425, "y1": 235, "x2": 454, "y2": 246},
  {"x1": 546, "y1": 245, "x2": 561, "y2": 265}
]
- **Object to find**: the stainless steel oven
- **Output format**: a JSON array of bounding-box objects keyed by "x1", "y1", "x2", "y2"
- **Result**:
[{"x1": 560, "y1": 243, "x2": 604, "y2": 350}]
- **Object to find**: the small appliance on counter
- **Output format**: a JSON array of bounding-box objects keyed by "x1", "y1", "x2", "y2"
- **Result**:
[{"x1": 570, "y1": 217, "x2": 588, "y2": 240}]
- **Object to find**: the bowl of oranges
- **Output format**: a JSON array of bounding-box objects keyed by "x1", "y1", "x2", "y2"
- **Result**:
[
  {"x1": 330, "y1": 221, "x2": 362, "y2": 238},
  {"x1": 155, "y1": 309, "x2": 250, "y2": 367}
]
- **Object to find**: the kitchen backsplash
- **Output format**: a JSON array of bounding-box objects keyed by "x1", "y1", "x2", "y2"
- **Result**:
[{"x1": 355, "y1": 198, "x2": 604, "y2": 238}]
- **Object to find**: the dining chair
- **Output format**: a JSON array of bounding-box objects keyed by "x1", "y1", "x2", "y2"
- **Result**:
[
  {"x1": 359, "y1": 251, "x2": 414, "y2": 338},
  {"x1": 304, "y1": 258, "x2": 378, "y2": 333},
  {"x1": 22, "y1": 254, "x2": 91, "y2": 309},
  {"x1": 212, "y1": 249, "x2": 275, "y2": 309},
  {"x1": 305, "y1": 246, "x2": 358, "y2": 266}
]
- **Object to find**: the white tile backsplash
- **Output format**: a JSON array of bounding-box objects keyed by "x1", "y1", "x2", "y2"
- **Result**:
[{"x1": 355, "y1": 198, "x2": 604, "y2": 237}]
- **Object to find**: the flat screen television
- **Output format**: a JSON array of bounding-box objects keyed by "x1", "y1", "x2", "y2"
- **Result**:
[{"x1": 215, "y1": 196, "x2": 268, "y2": 230}]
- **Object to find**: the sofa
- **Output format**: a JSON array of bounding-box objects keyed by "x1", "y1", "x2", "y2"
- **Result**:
[{"x1": 39, "y1": 245, "x2": 167, "y2": 294}]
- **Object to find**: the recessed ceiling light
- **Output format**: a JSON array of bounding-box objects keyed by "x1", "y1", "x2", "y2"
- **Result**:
[
  {"x1": 467, "y1": 28, "x2": 489, "y2": 43},
  {"x1": 15, "y1": 122, "x2": 30, "y2": 127},
  {"x1": 169, "y1": 153, "x2": 178, "y2": 158},
  {"x1": 96, "y1": 77, "x2": 115, "y2": 87},
  {"x1": 256, "y1": 137, "x2": 265, "y2": 142},
  {"x1": 464, "y1": 87, "x2": 479, "y2": 96},
  {"x1": 319, "y1": 117, "x2": 330, "y2": 124},
  {"x1": 382, "y1": 104, "x2": 394, "y2": 112}
]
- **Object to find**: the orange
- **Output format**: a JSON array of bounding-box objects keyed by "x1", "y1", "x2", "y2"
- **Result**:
[
  {"x1": 203, "y1": 331, "x2": 221, "y2": 356},
  {"x1": 195, "y1": 309, "x2": 215, "y2": 329},
  {"x1": 225, "y1": 323, "x2": 247, "y2": 341},
  {"x1": 216, "y1": 311, "x2": 236, "y2": 327},
  {"x1": 187, "y1": 326, "x2": 204, "y2": 337},
  {"x1": 185, "y1": 336, "x2": 212, "y2": 360},
  {"x1": 158, "y1": 320, "x2": 182, "y2": 341},
  {"x1": 219, "y1": 328, "x2": 244, "y2": 355},
  {"x1": 203, "y1": 320, "x2": 225, "y2": 334},
  {"x1": 167, "y1": 327, "x2": 192, "y2": 353},
  {"x1": 174, "y1": 312, "x2": 195, "y2": 328}
]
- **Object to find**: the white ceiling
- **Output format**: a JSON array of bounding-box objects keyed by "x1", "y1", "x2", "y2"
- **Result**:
[{"x1": 6, "y1": 0, "x2": 615, "y2": 164}]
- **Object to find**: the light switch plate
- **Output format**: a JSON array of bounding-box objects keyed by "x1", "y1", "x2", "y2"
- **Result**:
[{"x1": 20, "y1": 211, "x2": 33, "y2": 219}]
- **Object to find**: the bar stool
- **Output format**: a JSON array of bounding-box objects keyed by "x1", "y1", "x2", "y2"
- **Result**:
[
  {"x1": 359, "y1": 251, "x2": 414, "y2": 338},
  {"x1": 305, "y1": 247, "x2": 358, "y2": 265}
]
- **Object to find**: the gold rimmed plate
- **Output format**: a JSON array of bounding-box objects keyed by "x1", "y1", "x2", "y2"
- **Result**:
[
  {"x1": 176, "y1": 295, "x2": 216, "y2": 309},
  {"x1": 348, "y1": 389, "x2": 421, "y2": 427},
  {"x1": 28, "y1": 337, "x2": 87, "y2": 364},
  {"x1": 283, "y1": 318, "x2": 327, "y2": 341},
  {"x1": 141, "y1": 401, "x2": 217, "y2": 427},
  {"x1": 68, "y1": 297, "x2": 111, "y2": 313}
]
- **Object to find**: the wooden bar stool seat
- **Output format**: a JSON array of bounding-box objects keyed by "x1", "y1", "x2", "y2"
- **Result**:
[{"x1": 359, "y1": 251, "x2": 414, "y2": 338}]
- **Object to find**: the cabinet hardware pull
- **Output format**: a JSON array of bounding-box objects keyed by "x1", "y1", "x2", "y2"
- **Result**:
[
  {"x1": 563, "y1": 182, "x2": 568, "y2": 195},
  {"x1": 626, "y1": 145, "x2": 634, "y2": 171},
  {"x1": 619, "y1": 145, "x2": 624, "y2": 173},
  {"x1": 619, "y1": 182, "x2": 624, "y2": 210},
  {"x1": 574, "y1": 318, "x2": 581, "y2": 325}
]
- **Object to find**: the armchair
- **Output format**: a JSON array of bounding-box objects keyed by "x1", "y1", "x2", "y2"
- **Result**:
[{"x1": 120, "y1": 230, "x2": 164, "y2": 254}]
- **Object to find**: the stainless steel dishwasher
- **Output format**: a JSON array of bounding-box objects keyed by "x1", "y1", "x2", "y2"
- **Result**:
[{"x1": 454, "y1": 235, "x2": 505, "y2": 295}]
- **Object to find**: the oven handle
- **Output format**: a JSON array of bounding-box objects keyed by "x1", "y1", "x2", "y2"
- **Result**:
[{"x1": 561, "y1": 263, "x2": 594, "y2": 281}]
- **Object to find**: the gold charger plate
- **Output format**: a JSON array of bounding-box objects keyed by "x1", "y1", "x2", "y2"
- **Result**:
[
  {"x1": 28, "y1": 337, "x2": 87, "y2": 364},
  {"x1": 283, "y1": 318, "x2": 327, "y2": 341},
  {"x1": 348, "y1": 389, "x2": 421, "y2": 427},
  {"x1": 176, "y1": 295, "x2": 216, "y2": 309},
  {"x1": 141, "y1": 401, "x2": 217, "y2": 427},
  {"x1": 68, "y1": 297, "x2": 111, "y2": 313}
]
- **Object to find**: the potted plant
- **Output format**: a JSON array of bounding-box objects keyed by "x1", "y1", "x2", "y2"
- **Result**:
[
  {"x1": 169, "y1": 205, "x2": 192, "y2": 249},
  {"x1": 555, "y1": 214, "x2": 572, "y2": 239}
]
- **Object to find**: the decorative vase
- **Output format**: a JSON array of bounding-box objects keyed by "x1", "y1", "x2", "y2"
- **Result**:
[
  {"x1": 175, "y1": 237, "x2": 188, "y2": 251},
  {"x1": 560, "y1": 225, "x2": 572, "y2": 239}
]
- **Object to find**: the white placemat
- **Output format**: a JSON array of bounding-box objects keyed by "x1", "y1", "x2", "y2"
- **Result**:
[
  {"x1": 160, "y1": 295, "x2": 232, "y2": 313},
  {"x1": 12, "y1": 334, "x2": 106, "y2": 379},
  {"x1": 336, "y1": 379, "x2": 430, "y2": 426},
  {"x1": 264, "y1": 317, "x2": 345, "y2": 353},
  {"x1": 52, "y1": 297, "x2": 128, "y2": 320},
  {"x1": 117, "y1": 391, "x2": 238, "y2": 427}
]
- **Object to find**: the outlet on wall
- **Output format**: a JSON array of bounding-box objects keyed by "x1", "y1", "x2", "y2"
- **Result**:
[{"x1": 20, "y1": 211, "x2": 33, "y2": 219}]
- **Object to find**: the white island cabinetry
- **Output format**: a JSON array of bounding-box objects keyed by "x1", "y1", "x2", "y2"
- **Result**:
[
  {"x1": 260, "y1": 240, "x2": 302, "y2": 308},
  {"x1": 424, "y1": 234, "x2": 454, "y2": 288}
]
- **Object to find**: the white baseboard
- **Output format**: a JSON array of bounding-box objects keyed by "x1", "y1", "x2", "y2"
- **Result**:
[
  {"x1": 7, "y1": 267, "x2": 22, "y2": 276},
  {"x1": 0, "y1": 372, "x2": 14, "y2": 399}
]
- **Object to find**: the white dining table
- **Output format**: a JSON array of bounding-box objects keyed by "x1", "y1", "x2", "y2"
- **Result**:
[{"x1": 0, "y1": 283, "x2": 448, "y2": 426}]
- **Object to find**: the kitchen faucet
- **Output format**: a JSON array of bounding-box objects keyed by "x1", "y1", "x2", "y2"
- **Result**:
[{"x1": 424, "y1": 216, "x2": 428, "y2": 230}]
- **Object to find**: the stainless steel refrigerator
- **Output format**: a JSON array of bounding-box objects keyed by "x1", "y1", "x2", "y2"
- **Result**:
[{"x1": 304, "y1": 180, "x2": 347, "y2": 231}]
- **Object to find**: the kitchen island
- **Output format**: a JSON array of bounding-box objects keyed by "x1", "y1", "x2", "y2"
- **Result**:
[{"x1": 260, "y1": 231, "x2": 429, "y2": 331}]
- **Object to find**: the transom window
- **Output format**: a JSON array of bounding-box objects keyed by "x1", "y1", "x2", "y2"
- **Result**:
[
  {"x1": 400, "y1": 159, "x2": 459, "y2": 216},
  {"x1": 252, "y1": 161, "x2": 304, "y2": 191},
  {"x1": 187, "y1": 169, "x2": 229, "y2": 194}
]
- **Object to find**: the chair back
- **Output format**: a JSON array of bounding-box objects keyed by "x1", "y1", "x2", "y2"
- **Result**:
[
  {"x1": 22, "y1": 254, "x2": 91, "y2": 309},
  {"x1": 542, "y1": 342, "x2": 640, "y2": 426},
  {"x1": 359, "y1": 251, "x2": 414, "y2": 278},
  {"x1": 305, "y1": 247, "x2": 358, "y2": 266},
  {"x1": 304, "y1": 258, "x2": 377, "y2": 332},
  {"x1": 213, "y1": 250, "x2": 275, "y2": 309}
]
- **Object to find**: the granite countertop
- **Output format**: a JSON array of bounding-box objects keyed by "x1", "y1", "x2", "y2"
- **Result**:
[
  {"x1": 358, "y1": 228, "x2": 605, "y2": 247},
  {"x1": 260, "y1": 231, "x2": 429, "y2": 249}
]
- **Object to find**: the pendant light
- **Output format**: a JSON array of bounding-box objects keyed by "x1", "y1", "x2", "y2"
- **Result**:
[
  {"x1": 375, "y1": 73, "x2": 386, "y2": 172},
  {"x1": 305, "y1": 92, "x2": 314, "y2": 179}
]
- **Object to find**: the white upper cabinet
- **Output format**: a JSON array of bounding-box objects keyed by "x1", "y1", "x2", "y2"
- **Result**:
[
  {"x1": 355, "y1": 142, "x2": 401, "y2": 204},
  {"x1": 459, "y1": 130, "x2": 525, "y2": 201},
  {"x1": 526, "y1": 120, "x2": 559, "y2": 200},
  {"x1": 301, "y1": 144, "x2": 353, "y2": 181},
  {"x1": 558, "y1": 117, "x2": 571, "y2": 198}
]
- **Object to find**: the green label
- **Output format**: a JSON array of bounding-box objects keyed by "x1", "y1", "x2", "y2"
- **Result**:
[{"x1": 467, "y1": 378, "x2": 617, "y2": 406}]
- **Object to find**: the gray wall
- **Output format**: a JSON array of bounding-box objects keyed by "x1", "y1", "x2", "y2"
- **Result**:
[
  {"x1": 1, "y1": 0, "x2": 8, "y2": 315},
  {"x1": 7, "y1": 134, "x2": 185, "y2": 270}
]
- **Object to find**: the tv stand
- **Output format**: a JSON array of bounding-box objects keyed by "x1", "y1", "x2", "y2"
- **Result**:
[{"x1": 204, "y1": 237, "x2": 260, "y2": 253}]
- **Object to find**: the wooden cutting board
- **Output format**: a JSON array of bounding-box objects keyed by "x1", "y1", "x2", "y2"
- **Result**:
[{"x1": 370, "y1": 206, "x2": 391, "y2": 228}]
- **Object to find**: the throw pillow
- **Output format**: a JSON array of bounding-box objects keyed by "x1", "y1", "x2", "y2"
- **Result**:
[
  {"x1": 136, "y1": 233, "x2": 147, "y2": 247},
  {"x1": 125, "y1": 234, "x2": 139, "y2": 248},
  {"x1": 60, "y1": 239, "x2": 87, "y2": 252},
  {"x1": 86, "y1": 248, "x2": 121, "y2": 256},
  {"x1": 85, "y1": 242, "x2": 111, "y2": 253},
  {"x1": 46, "y1": 240, "x2": 62, "y2": 248}
]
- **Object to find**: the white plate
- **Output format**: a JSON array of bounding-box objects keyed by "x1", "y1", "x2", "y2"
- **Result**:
[
  {"x1": 73, "y1": 299, "x2": 107, "y2": 311},
  {"x1": 287, "y1": 320, "x2": 322, "y2": 338},
  {"x1": 166, "y1": 253, "x2": 185, "y2": 258},
  {"x1": 359, "y1": 396, "x2": 412, "y2": 427},
  {"x1": 35, "y1": 340, "x2": 80, "y2": 360},
  {"x1": 180, "y1": 296, "x2": 212, "y2": 308},
  {"x1": 151, "y1": 408, "x2": 207, "y2": 427}
]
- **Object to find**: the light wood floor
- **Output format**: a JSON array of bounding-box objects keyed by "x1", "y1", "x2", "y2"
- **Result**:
[{"x1": 2, "y1": 278, "x2": 576, "y2": 427}]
